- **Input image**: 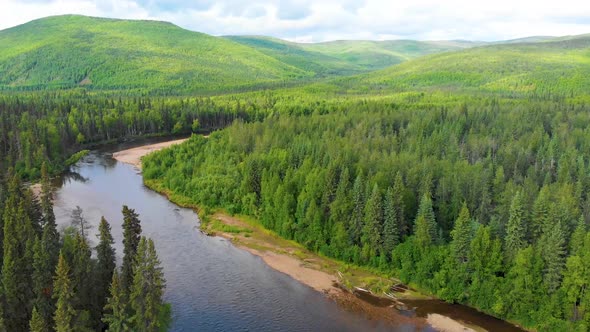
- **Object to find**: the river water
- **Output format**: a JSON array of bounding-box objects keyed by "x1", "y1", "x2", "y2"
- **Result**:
[{"x1": 51, "y1": 148, "x2": 421, "y2": 331}]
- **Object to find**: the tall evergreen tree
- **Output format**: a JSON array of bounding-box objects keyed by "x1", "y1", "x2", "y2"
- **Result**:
[
  {"x1": 505, "y1": 191, "x2": 527, "y2": 263},
  {"x1": 362, "y1": 185, "x2": 383, "y2": 258},
  {"x1": 130, "y1": 238, "x2": 166, "y2": 332},
  {"x1": 570, "y1": 216, "x2": 586, "y2": 255},
  {"x1": 29, "y1": 306, "x2": 48, "y2": 332},
  {"x1": 414, "y1": 193, "x2": 438, "y2": 246},
  {"x1": 70, "y1": 234, "x2": 93, "y2": 330},
  {"x1": 392, "y1": 172, "x2": 407, "y2": 238},
  {"x1": 382, "y1": 186, "x2": 400, "y2": 259},
  {"x1": 122, "y1": 206, "x2": 142, "y2": 293},
  {"x1": 96, "y1": 216, "x2": 116, "y2": 328},
  {"x1": 2, "y1": 199, "x2": 36, "y2": 330},
  {"x1": 103, "y1": 271, "x2": 132, "y2": 332},
  {"x1": 349, "y1": 174, "x2": 365, "y2": 246},
  {"x1": 53, "y1": 253, "x2": 75, "y2": 332},
  {"x1": 539, "y1": 222, "x2": 566, "y2": 293},
  {"x1": 451, "y1": 203, "x2": 472, "y2": 263},
  {"x1": 32, "y1": 237, "x2": 55, "y2": 328}
]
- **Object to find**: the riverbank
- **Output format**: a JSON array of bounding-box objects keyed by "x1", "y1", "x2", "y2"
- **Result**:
[{"x1": 112, "y1": 138, "x2": 188, "y2": 168}]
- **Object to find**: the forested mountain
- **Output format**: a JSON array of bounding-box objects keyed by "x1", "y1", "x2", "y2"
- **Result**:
[
  {"x1": 225, "y1": 36, "x2": 477, "y2": 74},
  {"x1": 0, "y1": 15, "x2": 313, "y2": 93},
  {"x1": 336, "y1": 35, "x2": 590, "y2": 96}
]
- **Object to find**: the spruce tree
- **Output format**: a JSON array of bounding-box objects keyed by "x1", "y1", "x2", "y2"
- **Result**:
[
  {"x1": 130, "y1": 238, "x2": 166, "y2": 332},
  {"x1": 122, "y1": 206, "x2": 142, "y2": 293},
  {"x1": 40, "y1": 162, "x2": 60, "y2": 271},
  {"x1": 53, "y1": 253, "x2": 75, "y2": 332},
  {"x1": 32, "y1": 237, "x2": 55, "y2": 328},
  {"x1": 103, "y1": 271, "x2": 132, "y2": 332},
  {"x1": 505, "y1": 191, "x2": 527, "y2": 263},
  {"x1": 539, "y1": 222, "x2": 566, "y2": 293},
  {"x1": 96, "y1": 216, "x2": 117, "y2": 327},
  {"x1": 414, "y1": 193, "x2": 438, "y2": 245},
  {"x1": 451, "y1": 203, "x2": 472, "y2": 263},
  {"x1": 531, "y1": 187, "x2": 550, "y2": 242},
  {"x1": 362, "y1": 184, "x2": 383, "y2": 257},
  {"x1": 570, "y1": 216, "x2": 586, "y2": 255},
  {"x1": 2, "y1": 199, "x2": 36, "y2": 330},
  {"x1": 349, "y1": 174, "x2": 365, "y2": 246},
  {"x1": 70, "y1": 234, "x2": 93, "y2": 330},
  {"x1": 30, "y1": 306, "x2": 48, "y2": 332},
  {"x1": 382, "y1": 186, "x2": 400, "y2": 259},
  {"x1": 392, "y1": 172, "x2": 407, "y2": 238}
]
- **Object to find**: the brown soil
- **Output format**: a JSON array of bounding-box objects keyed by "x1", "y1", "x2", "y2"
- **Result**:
[{"x1": 112, "y1": 138, "x2": 188, "y2": 168}]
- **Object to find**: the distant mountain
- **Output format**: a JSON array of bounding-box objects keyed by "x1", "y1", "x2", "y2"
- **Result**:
[
  {"x1": 335, "y1": 35, "x2": 590, "y2": 95},
  {"x1": 1, "y1": 15, "x2": 588, "y2": 94},
  {"x1": 227, "y1": 36, "x2": 479, "y2": 72},
  {"x1": 0, "y1": 15, "x2": 312, "y2": 92}
]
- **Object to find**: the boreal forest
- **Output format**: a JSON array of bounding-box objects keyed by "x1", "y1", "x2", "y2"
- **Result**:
[{"x1": 2, "y1": 13, "x2": 590, "y2": 332}]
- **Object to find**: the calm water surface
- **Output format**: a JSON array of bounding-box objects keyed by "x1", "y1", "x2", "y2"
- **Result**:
[{"x1": 52, "y1": 149, "x2": 422, "y2": 331}]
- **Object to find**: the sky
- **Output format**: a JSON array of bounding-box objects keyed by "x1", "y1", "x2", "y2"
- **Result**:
[{"x1": 2, "y1": 0, "x2": 590, "y2": 42}]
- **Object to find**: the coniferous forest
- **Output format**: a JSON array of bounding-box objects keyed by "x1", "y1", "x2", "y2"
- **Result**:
[
  {"x1": 3, "y1": 13, "x2": 590, "y2": 332},
  {"x1": 0, "y1": 164, "x2": 169, "y2": 331}
]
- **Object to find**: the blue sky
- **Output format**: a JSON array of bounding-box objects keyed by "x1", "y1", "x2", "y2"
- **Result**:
[{"x1": 2, "y1": 0, "x2": 590, "y2": 42}]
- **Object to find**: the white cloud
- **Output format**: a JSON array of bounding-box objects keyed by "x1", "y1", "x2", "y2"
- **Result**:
[{"x1": 1, "y1": 0, "x2": 590, "y2": 41}]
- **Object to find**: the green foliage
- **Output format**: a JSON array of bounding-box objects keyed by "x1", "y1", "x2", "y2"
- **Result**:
[
  {"x1": 53, "y1": 253, "x2": 75, "y2": 332},
  {"x1": 122, "y1": 206, "x2": 142, "y2": 293},
  {"x1": 130, "y1": 238, "x2": 166, "y2": 332}
]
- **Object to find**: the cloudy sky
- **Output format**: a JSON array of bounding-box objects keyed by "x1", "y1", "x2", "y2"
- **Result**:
[{"x1": 2, "y1": 0, "x2": 590, "y2": 42}]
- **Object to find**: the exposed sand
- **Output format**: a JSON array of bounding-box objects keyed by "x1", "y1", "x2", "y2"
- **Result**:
[
  {"x1": 427, "y1": 314, "x2": 477, "y2": 332},
  {"x1": 112, "y1": 138, "x2": 188, "y2": 169},
  {"x1": 210, "y1": 214, "x2": 338, "y2": 293}
]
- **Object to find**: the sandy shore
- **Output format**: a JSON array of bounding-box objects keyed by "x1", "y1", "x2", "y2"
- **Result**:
[
  {"x1": 112, "y1": 138, "x2": 188, "y2": 168},
  {"x1": 427, "y1": 314, "x2": 477, "y2": 332},
  {"x1": 212, "y1": 214, "x2": 338, "y2": 293}
]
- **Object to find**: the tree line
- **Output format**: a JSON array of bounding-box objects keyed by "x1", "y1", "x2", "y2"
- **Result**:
[
  {"x1": 143, "y1": 96, "x2": 590, "y2": 331},
  {"x1": 0, "y1": 164, "x2": 169, "y2": 331}
]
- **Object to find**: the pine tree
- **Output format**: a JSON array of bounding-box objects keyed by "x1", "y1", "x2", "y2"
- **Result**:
[
  {"x1": 349, "y1": 174, "x2": 365, "y2": 246},
  {"x1": 382, "y1": 186, "x2": 400, "y2": 259},
  {"x1": 362, "y1": 185, "x2": 383, "y2": 257},
  {"x1": 414, "y1": 193, "x2": 438, "y2": 247},
  {"x1": 96, "y1": 216, "x2": 116, "y2": 327},
  {"x1": 103, "y1": 271, "x2": 132, "y2": 332},
  {"x1": 451, "y1": 203, "x2": 472, "y2": 263},
  {"x1": 122, "y1": 205, "x2": 142, "y2": 293},
  {"x1": 531, "y1": 186, "x2": 550, "y2": 243},
  {"x1": 392, "y1": 172, "x2": 407, "y2": 238},
  {"x1": 570, "y1": 216, "x2": 586, "y2": 255},
  {"x1": 53, "y1": 253, "x2": 75, "y2": 332},
  {"x1": 2, "y1": 199, "x2": 36, "y2": 330},
  {"x1": 130, "y1": 238, "x2": 166, "y2": 332},
  {"x1": 32, "y1": 237, "x2": 55, "y2": 328},
  {"x1": 30, "y1": 306, "x2": 48, "y2": 332},
  {"x1": 539, "y1": 222, "x2": 566, "y2": 293},
  {"x1": 505, "y1": 191, "x2": 527, "y2": 263},
  {"x1": 40, "y1": 162, "x2": 60, "y2": 271},
  {"x1": 70, "y1": 233, "x2": 93, "y2": 330}
]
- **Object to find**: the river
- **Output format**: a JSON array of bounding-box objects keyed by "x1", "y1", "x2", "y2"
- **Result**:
[{"x1": 51, "y1": 146, "x2": 422, "y2": 331}]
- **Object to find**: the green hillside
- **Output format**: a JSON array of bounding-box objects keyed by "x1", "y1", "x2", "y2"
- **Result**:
[
  {"x1": 224, "y1": 36, "x2": 365, "y2": 76},
  {"x1": 228, "y1": 36, "x2": 478, "y2": 72},
  {"x1": 337, "y1": 36, "x2": 590, "y2": 96},
  {"x1": 0, "y1": 15, "x2": 312, "y2": 93},
  {"x1": 301, "y1": 39, "x2": 479, "y2": 70}
]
